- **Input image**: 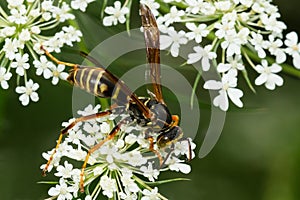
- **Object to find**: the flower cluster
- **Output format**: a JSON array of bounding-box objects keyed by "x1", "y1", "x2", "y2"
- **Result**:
[
  {"x1": 41, "y1": 104, "x2": 195, "y2": 200},
  {"x1": 102, "y1": 0, "x2": 300, "y2": 111},
  {"x1": 0, "y1": 0, "x2": 94, "y2": 106}
]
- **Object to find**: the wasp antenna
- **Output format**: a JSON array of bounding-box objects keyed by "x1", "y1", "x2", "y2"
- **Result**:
[
  {"x1": 41, "y1": 45, "x2": 78, "y2": 68},
  {"x1": 79, "y1": 51, "x2": 105, "y2": 68}
]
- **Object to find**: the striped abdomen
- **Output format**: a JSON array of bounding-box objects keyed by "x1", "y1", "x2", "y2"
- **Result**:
[{"x1": 67, "y1": 66, "x2": 130, "y2": 104}]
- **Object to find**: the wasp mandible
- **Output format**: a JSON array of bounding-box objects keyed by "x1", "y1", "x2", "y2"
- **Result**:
[{"x1": 41, "y1": 4, "x2": 191, "y2": 192}]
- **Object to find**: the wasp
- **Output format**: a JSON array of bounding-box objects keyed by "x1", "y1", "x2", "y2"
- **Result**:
[{"x1": 41, "y1": 4, "x2": 191, "y2": 192}]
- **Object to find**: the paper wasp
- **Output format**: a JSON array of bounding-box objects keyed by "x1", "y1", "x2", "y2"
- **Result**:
[{"x1": 41, "y1": 4, "x2": 191, "y2": 192}]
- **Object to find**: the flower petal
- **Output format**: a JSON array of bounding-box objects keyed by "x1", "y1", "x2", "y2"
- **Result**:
[
  {"x1": 213, "y1": 90, "x2": 229, "y2": 111},
  {"x1": 255, "y1": 73, "x2": 268, "y2": 86},
  {"x1": 203, "y1": 80, "x2": 222, "y2": 90},
  {"x1": 227, "y1": 88, "x2": 243, "y2": 107},
  {"x1": 160, "y1": 35, "x2": 172, "y2": 49},
  {"x1": 292, "y1": 53, "x2": 300, "y2": 69}
]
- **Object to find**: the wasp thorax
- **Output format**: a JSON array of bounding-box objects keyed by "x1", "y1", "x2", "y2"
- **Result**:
[
  {"x1": 157, "y1": 126, "x2": 183, "y2": 148},
  {"x1": 149, "y1": 101, "x2": 172, "y2": 130}
]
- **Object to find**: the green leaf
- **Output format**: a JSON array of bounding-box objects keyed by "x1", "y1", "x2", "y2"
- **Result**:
[
  {"x1": 144, "y1": 178, "x2": 191, "y2": 185},
  {"x1": 37, "y1": 181, "x2": 59, "y2": 185}
]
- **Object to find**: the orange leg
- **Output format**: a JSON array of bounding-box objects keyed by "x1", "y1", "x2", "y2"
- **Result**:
[
  {"x1": 42, "y1": 110, "x2": 112, "y2": 176},
  {"x1": 144, "y1": 129, "x2": 163, "y2": 166},
  {"x1": 146, "y1": 136, "x2": 163, "y2": 166},
  {"x1": 79, "y1": 117, "x2": 131, "y2": 192},
  {"x1": 40, "y1": 45, "x2": 78, "y2": 68}
]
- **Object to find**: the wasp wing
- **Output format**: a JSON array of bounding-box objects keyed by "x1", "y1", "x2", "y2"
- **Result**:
[{"x1": 140, "y1": 4, "x2": 165, "y2": 105}]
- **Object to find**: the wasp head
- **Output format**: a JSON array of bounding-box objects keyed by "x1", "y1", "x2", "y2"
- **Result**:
[{"x1": 156, "y1": 126, "x2": 183, "y2": 148}]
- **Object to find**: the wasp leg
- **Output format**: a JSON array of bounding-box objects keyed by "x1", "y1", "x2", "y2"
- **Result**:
[
  {"x1": 79, "y1": 116, "x2": 132, "y2": 192},
  {"x1": 42, "y1": 110, "x2": 112, "y2": 176},
  {"x1": 40, "y1": 45, "x2": 78, "y2": 68},
  {"x1": 161, "y1": 143, "x2": 175, "y2": 167},
  {"x1": 144, "y1": 129, "x2": 163, "y2": 167}
]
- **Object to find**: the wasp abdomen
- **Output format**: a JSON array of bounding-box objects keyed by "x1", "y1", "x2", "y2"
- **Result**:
[{"x1": 68, "y1": 66, "x2": 130, "y2": 104}]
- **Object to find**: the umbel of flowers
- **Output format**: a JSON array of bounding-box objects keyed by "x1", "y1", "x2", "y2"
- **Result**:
[
  {"x1": 102, "y1": 0, "x2": 300, "y2": 111},
  {"x1": 41, "y1": 104, "x2": 196, "y2": 200},
  {"x1": 0, "y1": 0, "x2": 94, "y2": 106}
]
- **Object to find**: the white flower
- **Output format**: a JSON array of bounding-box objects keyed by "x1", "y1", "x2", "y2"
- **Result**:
[
  {"x1": 284, "y1": 31, "x2": 300, "y2": 69},
  {"x1": 254, "y1": 60, "x2": 283, "y2": 90},
  {"x1": 261, "y1": 13, "x2": 287, "y2": 34},
  {"x1": 265, "y1": 35, "x2": 286, "y2": 64},
  {"x1": 100, "y1": 175, "x2": 118, "y2": 198},
  {"x1": 126, "y1": 150, "x2": 147, "y2": 166},
  {"x1": 140, "y1": 162, "x2": 159, "y2": 182},
  {"x1": 55, "y1": 161, "x2": 75, "y2": 179},
  {"x1": 185, "y1": 23, "x2": 209, "y2": 43},
  {"x1": 240, "y1": 0, "x2": 253, "y2": 8},
  {"x1": 10, "y1": 53, "x2": 30, "y2": 76},
  {"x1": 204, "y1": 70, "x2": 243, "y2": 111},
  {"x1": 217, "y1": 55, "x2": 245, "y2": 73},
  {"x1": 174, "y1": 138, "x2": 196, "y2": 159},
  {"x1": 33, "y1": 56, "x2": 53, "y2": 79},
  {"x1": 120, "y1": 189, "x2": 138, "y2": 200},
  {"x1": 185, "y1": 0, "x2": 204, "y2": 14},
  {"x1": 41, "y1": 149, "x2": 62, "y2": 173},
  {"x1": 221, "y1": 28, "x2": 250, "y2": 56},
  {"x1": 214, "y1": 1, "x2": 232, "y2": 12},
  {"x1": 71, "y1": 0, "x2": 95, "y2": 12},
  {"x1": 214, "y1": 20, "x2": 235, "y2": 39},
  {"x1": 18, "y1": 29, "x2": 31, "y2": 43},
  {"x1": 222, "y1": 11, "x2": 238, "y2": 23},
  {"x1": 78, "y1": 104, "x2": 101, "y2": 116},
  {"x1": 49, "y1": 64, "x2": 69, "y2": 85},
  {"x1": 249, "y1": 32, "x2": 267, "y2": 58},
  {"x1": 141, "y1": 187, "x2": 160, "y2": 200},
  {"x1": 7, "y1": 0, "x2": 24, "y2": 8},
  {"x1": 160, "y1": 27, "x2": 188, "y2": 57},
  {"x1": 167, "y1": 157, "x2": 191, "y2": 174},
  {"x1": 1, "y1": 26, "x2": 16, "y2": 37},
  {"x1": 187, "y1": 45, "x2": 217, "y2": 71},
  {"x1": 7, "y1": 6, "x2": 28, "y2": 24},
  {"x1": 103, "y1": 1, "x2": 129, "y2": 26},
  {"x1": 200, "y1": 2, "x2": 216, "y2": 15},
  {"x1": 120, "y1": 172, "x2": 140, "y2": 193},
  {"x1": 0, "y1": 0, "x2": 86, "y2": 103},
  {"x1": 163, "y1": 6, "x2": 185, "y2": 26},
  {"x1": 0, "y1": 67, "x2": 12, "y2": 90},
  {"x1": 48, "y1": 178, "x2": 76, "y2": 200},
  {"x1": 15, "y1": 79, "x2": 39, "y2": 106},
  {"x1": 3, "y1": 38, "x2": 20, "y2": 60},
  {"x1": 41, "y1": 104, "x2": 195, "y2": 199},
  {"x1": 62, "y1": 26, "x2": 83, "y2": 46}
]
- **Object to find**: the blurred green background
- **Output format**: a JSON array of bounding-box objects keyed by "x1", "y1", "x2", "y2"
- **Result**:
[{"x1": 0, "y1": 0, "x2": 300, "y2": 199}]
